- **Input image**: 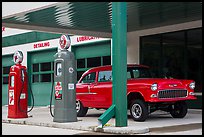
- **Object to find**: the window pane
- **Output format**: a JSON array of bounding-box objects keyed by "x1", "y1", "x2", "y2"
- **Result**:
[
  {"x1": 187, "y1": 29, "x2": 202, "y2": 93},
  {"x1": 3, "y1": 66, "x2": 10, "y2": 74},
  {"x1": 141, "y1": 35, "x2": 161, "y2": 77},
  {"x1": 87, "y1": 57, "x2": 101, "y2": 68},
  {"x1": 41, "y1": 74, "x2": 51, "y2": 82},
  {"x1": 33, "y1": 64, "x2": 39, "y2": 72},
  {"x1": 32, "y1": 74, "x2": 39, "y2": 83},
  {"x1": 98, "y1": 71, "x2": 112, "y2": 82},
  {"x1": 162, "y1": 31, "x2": 185, "y2": 79},
  {"x1": 127, "y1": 67, "x2": 152, "y2": 79},
  {"x1": 103, "y1": 56, "x2": 111, "y2": 65},
  {"x1": 3, "y1": 77, "x2": 9, "y2": 84},
  {"x1": 77, "y1": 71, "x2": 85, "y2": 81},
  {"x1": 41, "y1": 62, "x2": 51, "y2": 71},
  {"x1": 77, "y1": 59, "x2": 85, "y2": 68},
  {"x1": 81, "y1": 72, "x2": 96, "y2": 83},
  {"x1": 141, "y1": 28, "x2": 202, "y2": 93}
]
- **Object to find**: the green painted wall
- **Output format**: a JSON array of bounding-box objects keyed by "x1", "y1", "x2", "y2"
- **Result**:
[
  {"x1": 72, "y1": 41, "x2": 111, "y2": 59},
  {"x1": 27, "y1": 48, "x2": 57, "y2": 106}
]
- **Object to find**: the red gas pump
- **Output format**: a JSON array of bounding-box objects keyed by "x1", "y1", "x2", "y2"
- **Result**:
[{"x1": 7, "y1": 51, "x2": 28, "y2": 118}]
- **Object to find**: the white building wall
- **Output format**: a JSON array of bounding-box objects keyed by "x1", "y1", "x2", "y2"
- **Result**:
[{"x1": 2, "y1": 28, "x2": 33, "y2": 37}]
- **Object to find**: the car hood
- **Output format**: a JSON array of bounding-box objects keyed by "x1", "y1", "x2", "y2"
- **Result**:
[{"x1": 127, "y1": 78, "x2": 186, "y2": 89}]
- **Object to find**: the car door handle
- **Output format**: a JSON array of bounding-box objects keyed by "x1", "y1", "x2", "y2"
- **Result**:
[
  {"x1": 88, "y1": 86, "x2": 91, "y2": 93},
  {"x1": 93, "y1": 83, "x2": 98, "y2": 86}
]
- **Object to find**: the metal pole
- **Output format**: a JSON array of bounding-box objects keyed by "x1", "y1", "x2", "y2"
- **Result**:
[{"x1": 112, "y1": 2, "x2": 127, "y2": 127}]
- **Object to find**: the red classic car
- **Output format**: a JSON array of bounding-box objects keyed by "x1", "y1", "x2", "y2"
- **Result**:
[{"x1": 76, "y1": 64, "x2": 196, "y2": 121}]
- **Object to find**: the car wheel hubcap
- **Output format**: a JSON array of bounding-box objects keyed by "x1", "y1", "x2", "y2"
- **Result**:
[
  {"x1": 132, "y1": 104, "x2": 142, "y2": 119},
  {"x1": 76, "y1": 101, "x2": 80, "y2": 112}
]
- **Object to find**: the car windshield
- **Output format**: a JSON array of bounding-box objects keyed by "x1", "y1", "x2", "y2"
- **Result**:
[{"x1": 127, "y1": 67, "x2": 152, "y2": 79}]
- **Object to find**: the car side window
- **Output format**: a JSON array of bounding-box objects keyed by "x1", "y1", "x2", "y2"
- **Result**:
[
  {"x1": 133, "y1": 69, "x2": 140, "y2": 78},
  {"x1": 98, "y1": 71, "x2": 112, "y2": 82},
  {"x1": 127, "y1": 71, "x2": 131, "y2": 79},
  {"x1": 81, "y1": 72, "x2": 96, "y2": 83}
]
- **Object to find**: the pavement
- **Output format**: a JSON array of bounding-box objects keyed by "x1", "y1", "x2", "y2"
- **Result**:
[{"x1": 2, "y1": 106, "x2": 202, "y2": 135}]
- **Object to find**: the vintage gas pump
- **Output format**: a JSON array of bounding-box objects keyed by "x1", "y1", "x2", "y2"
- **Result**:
[
  {"x1": 7, "y1": 51, "x2": 29, "y2": 118},
  {"x1": 53, "y1": 34, "x2": 77, "y2": 122}
]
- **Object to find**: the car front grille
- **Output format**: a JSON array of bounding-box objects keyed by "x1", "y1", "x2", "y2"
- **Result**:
[{"x1": 158, "y1": 90, "x2": 187, "y2": 99}]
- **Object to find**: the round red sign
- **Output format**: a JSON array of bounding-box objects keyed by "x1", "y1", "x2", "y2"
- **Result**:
[
  {"x1": 59, "y1": 35, "x2": 71, "y2": 50},
  {"x1": 13, "y1": 51, "x2": 23, "y2": 64}
]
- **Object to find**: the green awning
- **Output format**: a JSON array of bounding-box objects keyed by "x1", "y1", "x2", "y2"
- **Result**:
[{"x1": 2, "y1": 2, "x2": 202, "y2": 38}]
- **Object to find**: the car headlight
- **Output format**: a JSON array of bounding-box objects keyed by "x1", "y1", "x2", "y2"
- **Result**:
[
  {"x1": 151, "y1": 83, "x2": 158, "y2": 91},
  {"x1": 189, "y1": 82, "x2": 195, "y2": 89}
]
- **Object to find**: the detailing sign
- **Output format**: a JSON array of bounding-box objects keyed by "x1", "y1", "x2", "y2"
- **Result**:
[{"x1": 33, "y1": 42, "x2": 50, "y2": 49}]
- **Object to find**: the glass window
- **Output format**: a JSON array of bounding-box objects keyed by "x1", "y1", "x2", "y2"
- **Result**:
[
  {"x1": 187, "y1": 29, "x2": 202, "y2": 93},
  {"x1": 98, "y1": 71, "x2": 112, "y2": 82},
  {"x1": 162, "y1": 31, "x2": 185, "y2": 79},
  {"x1": 76, "y1": 56, "x2": 111, "y2": 81},
  {"x1": 103, "y1": 56, "x2": 111, "y2": 65},
  {"x1": 141, "y1": 35, "x2": 161, "y2": 77},
  {"x1": 33, "y1": 64, "x2": 39, "y2": 72},
  {"x1": 87, "y1": 57, "x2": 101, "y2": 68},
  {"x1": 77, "y1": 59, "x2": 85, "y2": 68},
  {"x1": 80, "y1": 72, "x2": 96, "y2": 83},
  {"x1": 140, "y1": 28, "x2": 202, "y2": 92},
  {"x1": 127, "y1": 67, "x2": 152, "y2": 79},
  {"x1": 41, "y1": 74, "x2": 51, "y2": 82},
  {"x1": 32, "y1": 74, "x2": 39, "y2": 83},
  {"x1": 127, "y1": 71, "x2": 131, "y2": 79},
  {"x1": 3, "y1": 66, "x2": 10, "y2": 74},
  {"x1": 133, "y1": 69, "x2": 140, "y2": 78},
  {"x1": 3, "y1": 77, "x2": 9, "y2": 84},
  {"x1": 41, "y1": 62, "x2": 51, "y2": 71},
  {"x1": 77, "y1": 71, "x2": 85, "y2": 81},
  {"x1": 2, "y1": 66, "x2": 11, "y2": 84},
  {"x1": 32, "y1": 61, "x2": 54, "y2": 83}
]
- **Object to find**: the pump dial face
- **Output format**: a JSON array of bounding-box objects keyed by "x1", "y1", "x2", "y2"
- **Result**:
[
  {"x1": 13, "y1": 51, "x2": 23, "y2": 64},
  {"x1": 59, "y1": 35, "x2": 71, "y2": 50}
]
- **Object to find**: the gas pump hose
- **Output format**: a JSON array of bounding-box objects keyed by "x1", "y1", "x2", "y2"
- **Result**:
[
  {"x1": 27, "y1": 77, "x2": 34, "y2": 112},
  {"x1": 18, "y1": 69, "x2": 34, "y2": 113},
  {"x1": 49, "y1": 75, "x2": 54, "y2": 117}
]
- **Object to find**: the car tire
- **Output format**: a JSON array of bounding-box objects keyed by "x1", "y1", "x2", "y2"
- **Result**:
[
  {"x1": 130, "y1": 99, "x2": 148, "y2": 122},
  {"x1": 170, "y1": 101, "x2": 188, "y2": 118},
  {"x1": 76, "y1": 100, "x2": 88, "y2": 117}
]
